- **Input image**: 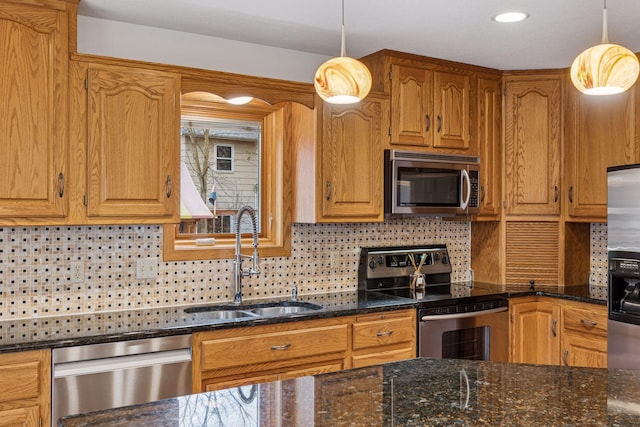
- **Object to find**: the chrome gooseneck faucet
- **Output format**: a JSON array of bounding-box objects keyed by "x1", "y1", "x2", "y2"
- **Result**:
[{"x1": 233, "y1": 206, "x2": 259, "y2": 304}]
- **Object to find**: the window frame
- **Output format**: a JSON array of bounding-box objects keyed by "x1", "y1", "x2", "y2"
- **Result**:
[
  {"x1": 213, "y1": 143, "x2": 234, "y2": 173},
  {"x1": 163, "y1": 94, "x2": 292, "y2": 261}
]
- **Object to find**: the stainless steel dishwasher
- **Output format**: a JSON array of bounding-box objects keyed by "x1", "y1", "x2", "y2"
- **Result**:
[{"x1": 52, "y1": 334, "x2": 192, "y2": 426}]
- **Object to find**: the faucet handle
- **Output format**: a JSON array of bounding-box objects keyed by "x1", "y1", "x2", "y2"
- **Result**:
[{"x1": 251, "y1": 249, "x2": 260, "y2": 274}]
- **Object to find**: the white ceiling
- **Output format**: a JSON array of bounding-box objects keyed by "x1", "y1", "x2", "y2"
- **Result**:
[{"x1": 77, "y1": 0, "x2": 640, "y2": 71}]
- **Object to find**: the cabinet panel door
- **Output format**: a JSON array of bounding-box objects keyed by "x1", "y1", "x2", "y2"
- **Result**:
[
  {"x1": 0, "y1": 406, "x2": 39, "y2": 427},
  {"x1": 562, "y1": 333, "x2": 607, "y2": 368},
  {"x1": 566, "y1": 89, "x2": 636, "y2": 220},
  {"x1": 0, "y1": 3, "x2": 67, "y2": 218},
  {"x1": 511, "y1": 301, "x2": 560, "y2": 365},
  {"x1": 87, "y1": 65, "x2": 179, "y2": 219},
  {"x1": 391, "y1": 65, "x2": 433, "y2": 146},
  {"x1": 320, "y1": 96, "x2": 386, "y2": 220},
  {"x1": 433, "y1": 71, "x2": 470, "y2": 150},
  {"x1": 505, "y1": 221, "x2": 559, "y2": 285},
  {"x1": 505, "y1": 77, "x2": 562, "y2": 215},
  {"x1": 476, "y1": 77, "x2": 502, "y2": 218}
]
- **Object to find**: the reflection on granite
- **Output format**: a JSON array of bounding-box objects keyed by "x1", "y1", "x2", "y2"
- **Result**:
[
  {"x1": 59, "y1": 358, "x2": 640, "y2": 427},
  {"x1": 0, "y1": 291, "x2": 416, "y2": 353}
]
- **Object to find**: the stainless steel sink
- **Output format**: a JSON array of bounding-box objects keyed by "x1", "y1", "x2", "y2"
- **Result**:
[{"x1": 184, "y1": 301, "x2": 323, "y2": 322}]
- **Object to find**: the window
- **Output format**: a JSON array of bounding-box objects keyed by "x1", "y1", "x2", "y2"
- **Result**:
[
  {"x1": 214, "y1": 144, "x2": 233, "y2": 172},
  {"x1": 163, "y1": 92, "x2": 293, "y2": 261}
]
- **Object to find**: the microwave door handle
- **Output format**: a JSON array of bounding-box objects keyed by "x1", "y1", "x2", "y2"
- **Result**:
[{"x1": 460, "y1": 169, "x2": 471, "y2": 210}]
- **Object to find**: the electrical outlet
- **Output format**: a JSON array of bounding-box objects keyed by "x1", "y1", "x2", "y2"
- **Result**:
[
  {"x1": 330, "y1": 251, "x2": 340, "y2": 269},
  {"x1": 136, "y1": 257, "x2": 158, "y2": 279},
  {"x1": 70, "y1": 261, "x2": 84, "y2": 283}
]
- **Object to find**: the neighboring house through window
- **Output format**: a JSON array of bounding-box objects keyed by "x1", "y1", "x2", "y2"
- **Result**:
[{"x1": 215, "y1": 144, "x2": 233, "y2": 172}]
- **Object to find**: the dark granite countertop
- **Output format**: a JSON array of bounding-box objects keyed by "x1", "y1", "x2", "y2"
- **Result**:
[
  {"x1": 59, "y1": 357, "x2": 640, "y2": 427},
  {"x1": 0, "y1": 282, "x2": 603, "y2": 353}
]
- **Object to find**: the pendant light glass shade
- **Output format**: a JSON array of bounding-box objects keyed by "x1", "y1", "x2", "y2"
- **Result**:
[
  {"x1": 570, "y1": 2, "x2": 639, "y2": 95},
  {"x1": 314, "y1": 0, "x2": 372, "y2": 104}
]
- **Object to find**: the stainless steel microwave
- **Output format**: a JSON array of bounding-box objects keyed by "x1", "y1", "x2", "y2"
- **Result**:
[{"x1": 384, "y1": 150, "x2": 480, "y2": 216}]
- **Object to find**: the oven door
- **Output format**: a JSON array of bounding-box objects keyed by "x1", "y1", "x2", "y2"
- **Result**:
[{"x1": 419, "y1": 306, "x2": 509, "y2": 362}]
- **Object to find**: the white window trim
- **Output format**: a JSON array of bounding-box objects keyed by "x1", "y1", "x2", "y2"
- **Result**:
[{"x1": 214, "y1": 143, "x2": 234, "y2": 172}]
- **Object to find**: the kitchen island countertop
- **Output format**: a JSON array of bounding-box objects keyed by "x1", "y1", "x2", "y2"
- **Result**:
[{"x1": 59, "y1": 357, "x2": 640, "y2": 427}]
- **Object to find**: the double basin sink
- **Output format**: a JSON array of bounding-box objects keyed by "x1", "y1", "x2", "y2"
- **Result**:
[{"x1": 184, "y1": 300, "x2": 324, "y2": 323}]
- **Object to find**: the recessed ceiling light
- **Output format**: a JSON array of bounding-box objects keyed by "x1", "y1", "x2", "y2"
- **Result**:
[{"x1": 492, "y1": 12, "x2": 530, "y2": 23}]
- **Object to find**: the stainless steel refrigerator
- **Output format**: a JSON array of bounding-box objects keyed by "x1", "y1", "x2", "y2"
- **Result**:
[{"x1": 607, "y1": 164, "x2": 640, "y2": 369}]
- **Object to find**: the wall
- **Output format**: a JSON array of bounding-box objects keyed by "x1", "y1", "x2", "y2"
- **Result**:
[
  {"x1": 0, "y1": 218, "x2": 471, "y2": 320},
  {"x1": 590, "y1": 223, "x2": 608, "y2": 299},
  {"x1": 77, "y1": 16, "x2": 327, "y2": 83}
]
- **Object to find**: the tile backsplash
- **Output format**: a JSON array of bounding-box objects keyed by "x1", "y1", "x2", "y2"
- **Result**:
[{"x1": 0, "y1": 217, "x2": 471, "y2": 320}]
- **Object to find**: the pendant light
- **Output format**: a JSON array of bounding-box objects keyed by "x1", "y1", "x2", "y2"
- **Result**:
[
  {"x1": 314, "y1": 0, "x2": 372, "y2": 104},
  {"x1": 570, "y1": 0, "x2": 639, "y2": 95}
]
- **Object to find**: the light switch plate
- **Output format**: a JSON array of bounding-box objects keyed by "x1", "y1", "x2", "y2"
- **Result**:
[{"x1": 136, "y1": 257, "x2": 158, "y2": 279}]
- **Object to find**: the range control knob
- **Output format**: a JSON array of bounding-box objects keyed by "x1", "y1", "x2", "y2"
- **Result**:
[
  {"x1": 369, "y1": 258, "x2": 377, "y2": 269},
  {"x1": 433, "y1": 252, "x2": 440, "y2": 262},
  {"x1": 441, "y1": 255, "x2": 448, "y2": 264},
  {"x1": 425, "y1": 254, "x2": 433, "y2": 265},
  {"x1": 377, "y1": 256, "x2": 384, "y2": 265}
]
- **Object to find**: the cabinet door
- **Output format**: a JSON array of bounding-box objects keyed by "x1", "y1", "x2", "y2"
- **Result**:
[
  {"x1": 390, "y1": 64, "x2": 433, "y2": 146},
  {"x1": 565, "y1": 89, "x2": 636, "y2": 220},
  {"x1": 504, "y1": 76, "x2": 562, "y2": 216},
  {"x1": 0, "y1": 2, "x2": 68, "y2": 219},
  {"x1": 562, "y1": 333, "x2": 607, "y2": 368},
  {"x1": 433, "y1": 71, "x2": 470, "y2": 150},
  {"x1": 0, "y1": 406, "x2": 39, "y2": 427},
  {"x1": 505, "y1": 221, "x2": 560, "y2": 285},
  {"x1": 476, "y1": 77, "x2": 502, "y2": 218},
  {"x1": 510, "y1": 301, "x2": 560, "y2": 365},
  {"x1": 86, "y1": 65, "x2": 180, "y2": 220},
  {"x1": 320, "y1": 96, "x2": 386, "y2": 220}
]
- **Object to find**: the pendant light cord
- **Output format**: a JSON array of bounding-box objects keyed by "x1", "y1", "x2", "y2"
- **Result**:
[
  {"x1": 601, "y1": 0, "x2": 609, "y2": 44},
  {"x1": 340, "y1": 0, "x2": 346, "y2": 57}
]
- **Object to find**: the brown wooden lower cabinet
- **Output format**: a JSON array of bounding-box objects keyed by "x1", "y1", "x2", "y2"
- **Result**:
[
  {"x1": 192, "y1": 308, "x2": 416, "y2": 393},
  {"x1": 0, "y1": 349, "x2": 50, "y2": 427},
  {"x1": 510, "y1": 297, "x2": 607, "y2": 368}
]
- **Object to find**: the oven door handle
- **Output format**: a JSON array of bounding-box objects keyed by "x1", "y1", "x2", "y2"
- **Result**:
[{"x1": 421, "y1": 306, "x2": 507, "y2": 321}]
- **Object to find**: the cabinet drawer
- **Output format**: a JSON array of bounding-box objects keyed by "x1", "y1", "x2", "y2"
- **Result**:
[
  {"x1": 200, "y1": 324, "x2": 348, "y2": 371},
  {"x1": 563, "y1": 304, "x2": 607, "y2": 337},
  {"x1": 352, "y1": 317, "x2": 414, "y2": 351},
  {"x1": 352, "y1": 347, "x2": 415, "y2": 369},
  {"x1": 0, "y1": 361, "x2": 41, "y2": 403}
]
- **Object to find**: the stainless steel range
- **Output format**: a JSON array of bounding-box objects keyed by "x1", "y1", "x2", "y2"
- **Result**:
[{"x1": 359, "y1": 245, "x2": 509, "y2": 362}]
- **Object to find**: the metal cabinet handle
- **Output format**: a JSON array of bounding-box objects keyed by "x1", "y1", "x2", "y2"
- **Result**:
[
  {"x1": 376, "y1": 331, "x2": 394, "y2": 338},
  {"x1": 425, "y1": 114, "x2": 431, "y2": 132},
  {"x1": 480, "y1": 185, "x2": 486, "y2": 203},
  {"x1": 437, "y1": 115, "x2": 442, "y2": 133},
  {"x1": 551, "y1": 319, "x2": 557, "y2": 337},
  {"x1": 568, "y1": 186, "x2": 574, "y2": 203},
  {"x1": 270, "y1": 343, "x2": 291, "y2": 351},
  {"x1": 580, "y1": 319, "x2": 598, "y2": 327},
  {"x1": 326, "y1": 181, "x2": 332, "y2": 201},
  {"x1": 58, "y1": 172, "x2": 65, "y2": 198},
  {"x1": 166, "y1": 175, "x2": 172, "y2": 198},
  {"x1": 554, "y1": 186, "x2": 558, "y2": 203},
  {"x1": 563, "y1": 349, "x2": 569, "y2": 366}
]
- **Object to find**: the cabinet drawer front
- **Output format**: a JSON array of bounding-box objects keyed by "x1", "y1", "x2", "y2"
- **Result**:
[
  {"x1": 0, "y1": 361, "x2": 40, "y2": 403},
  {"x1": 563, "y1": 305, "x2": 607, "y2": 337},
  {"x1": 201, "y1": 325, "x2": 348, "y2": 371},
  {"x1": 352, "y1": 317, "x2": 414, "y2": 350}
]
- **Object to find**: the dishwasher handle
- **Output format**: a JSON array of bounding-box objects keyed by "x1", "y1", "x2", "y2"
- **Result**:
[
  {"x1": 421, "y1": 306, "x2": 508, "y2": 321},
  {"x1": 54, "y1": 348, "x2": 192, "y2": 379}
]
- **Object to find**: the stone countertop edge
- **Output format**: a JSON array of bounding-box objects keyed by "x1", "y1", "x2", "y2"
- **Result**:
[{"x1": 0, "y1": 283, "x2": 602, "y2": 353}]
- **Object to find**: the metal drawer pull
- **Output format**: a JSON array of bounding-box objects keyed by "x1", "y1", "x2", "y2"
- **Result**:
[
  {"x1": 270, "y1": 343, "x2": 291, "y2": 351},
  {"x1": 376, "y1": 331, "x2": 394, "y2": 337},
  {"x1": 551, "y1": 319, "x2": 557, "y2": 337},
  {"x1": 563, "y1": 349, "x2": 569, "y2": 366},
  {"x1": 580, "y1": 319, "x2": 598, "y2": 327}
]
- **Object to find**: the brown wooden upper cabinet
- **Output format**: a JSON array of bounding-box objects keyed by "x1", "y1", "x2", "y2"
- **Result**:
[
  {"x1": 69, "y1": 61, "x2": 181, "y2": 223},
  {"x1": 0, "y1": 0, "x2": 72, "y2": 221},
  {"x1": 564, "y1": 85, "x2": 638, "y2": 222},
  {"x1": 390, "y1": 64, "x2": 470, "y2": 151},
  {"x1": 475, "y1": 77, "x2": 502, "y2": 219},
  {"x1": 293, "y1": 94, "x2": 388, "y2": 223},
  {"x1": 504, "y1": 73, "x2": 563, "y2": 217}
]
